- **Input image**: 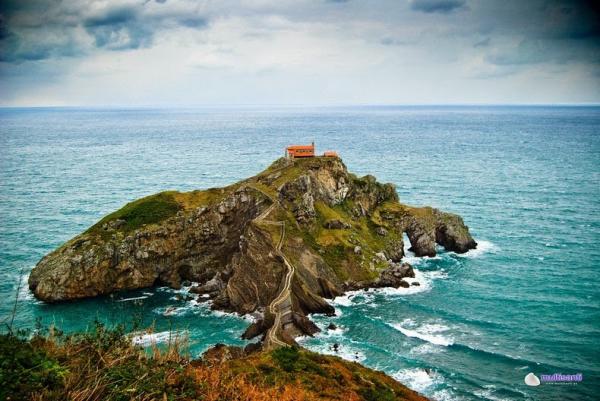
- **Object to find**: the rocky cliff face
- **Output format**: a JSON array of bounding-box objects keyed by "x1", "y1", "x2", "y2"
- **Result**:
[{"x1": 29, "y1": 157, "x2": 476, "y2": 344}]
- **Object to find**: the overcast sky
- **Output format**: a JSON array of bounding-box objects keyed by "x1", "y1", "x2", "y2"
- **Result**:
[{"x1": 1, "y1": 0, "x2": 599, "y2": 106}]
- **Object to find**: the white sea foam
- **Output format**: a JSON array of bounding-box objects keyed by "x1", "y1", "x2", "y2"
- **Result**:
[
  {"x1": 154, "y1": 298, "x2": 205, "y2": 317},
  {"x1": 314, "y1": 323, "x2": 347, "y2": 337},
  {"x1": 153, "y1": 295, "x2": 255, "y2": 323},
  {"x1": 432, "y1": 389, "x2": 462, "y2": 401},
  {"x1": 327, "y1": 267, "x2": 447, "y2": 315},
  {"x1": 474, "y1": 388, "x2": 513, "y2": 401},
  {"x1": 389, "y1": 319, "x2": 454, "y2": 346},
  {"x1": 327, "y1": 326, "x2": 347, "y2": 336},
  {"x1": 374, "y1": 268, "x2": 445, "y2": 296},
  {"x1": 156, "y1": 285, "x2": 193, "y2": 294},
  {"x1": 18, "y1": 273, "x2": 37, "y2": 302},
  {"x1": 330, "y1": 291, "x2": 377, "y2": 307},
  {"x1": 116, "y1": 295, "x2": 149, "y2": 302},
  {"x1": 401, "y1": 236, "x2": 443, "y2": 266},
  {"x1": 131, "y1": 330, "x2": 188, "y2": 346},
  {"x1": 393, "y1": 368, "x2": 441, "y2": 393},
  {"x1": 211, "y1": 308, "x2": 255, "y2": 322},
  {"x1": 402, "y1": 251, "x2": 443, "y2": 266},
  {"x1": 410, "y1": 343, "x2": 443, "y2": 355},
  {"x1": 297, "y1": 339, "x2": 366, "y2": 362},
  {"x1": 453, "y1": 240, "x2": 498, "y2": 258},
  {"x1": 331, "y1": 293, "x2": 354, "y2": 306}
]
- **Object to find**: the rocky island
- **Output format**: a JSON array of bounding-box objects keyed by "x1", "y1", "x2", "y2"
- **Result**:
[
  {"x1": 23, "y1": 156, "x2": 476, "y2": 400},
  {"x1": 30, "y1": 156, "x2": 476, "y2": 347}
]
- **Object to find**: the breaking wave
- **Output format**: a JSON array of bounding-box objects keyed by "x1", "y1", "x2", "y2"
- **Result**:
[
  {"x1": 130, "y1": 330, "x2": 188, "y2": 346},
  {"x1": 330, "y1": 268, "x2": 447, "y2": 309},
  {"x1": 393, "y1": 368, "x2": 443, "y2": 393},
  {"x1": 453, "y1": 240, "x2": 498, "y2": 258},
  {"x1": 388, "y1": 319, "x2": 454, "y2": 347}
]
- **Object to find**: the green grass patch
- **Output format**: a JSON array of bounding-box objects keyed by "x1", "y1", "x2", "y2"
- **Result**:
[
  {"x1": 271, "y1": 347, "x2": 326, "y2": 376},
  {"x1": 87, "y1": 192, "x2": 182, "y2": 236},
  {"x1": 172, "y1": 186, "x2": 232, "y2": 210}
]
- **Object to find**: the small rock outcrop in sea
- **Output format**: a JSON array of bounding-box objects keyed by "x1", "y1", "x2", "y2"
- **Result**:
[{"x1": 29, "y1": 157, "x2": 476, "y2": 344}]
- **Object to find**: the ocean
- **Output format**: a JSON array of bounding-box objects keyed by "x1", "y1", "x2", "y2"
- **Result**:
[{"x1": 0, "y1": 106, "x2": 598, "y2": 400}]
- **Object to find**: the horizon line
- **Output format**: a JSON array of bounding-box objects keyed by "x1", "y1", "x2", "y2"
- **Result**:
[{"x1": 1, "y1": 103, "x2": 599, "y2": 110}]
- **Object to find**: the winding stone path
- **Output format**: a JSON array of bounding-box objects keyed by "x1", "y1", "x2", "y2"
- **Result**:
[{"x1": 249, "y1": 184, "x2": 295, "y2": 348}]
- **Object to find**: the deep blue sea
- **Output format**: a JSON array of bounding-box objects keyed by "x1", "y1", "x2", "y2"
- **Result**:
[{"x1": 1, "y1": 106, "x2": 598, "y2": 400}]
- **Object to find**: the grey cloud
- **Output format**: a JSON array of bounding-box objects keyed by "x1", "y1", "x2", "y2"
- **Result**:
[
  {"x1": 0, "y1": 9, "x2": 85, "y2": 63},
  {"x1": 1, "y1": 0, "x2": 600, "y2": 105},
  {"x1": 83, "y1": 6, "x2": 151, "y2": 50},
  {"x1": 84, "y1": 6, "x2": 137, "y2": 28},
  {"x1": 380, "y1": 37, "x2": 396, "y2": 46},
  {"x1": 178, "y1": 17, "x2": 208, "y2": 29},
  {"x1": 410, "y1": 0, "x2": 466, "y2": 14},
  {"x1": 0, "y1": 16, "x2": 9, "y2": 40},
  {"x1": 380, "y1": 37, "x2": 410, "y2": 46},
  {"x1": 473, "y1": 37, "x2": 490, "y2": 48},
  {"x1": 467, "y1": 1, "x2": 600, "y2": 68},
  {"x1": 485, "y1": 38, "x2": 600, "y2": 66},
  {"x1": 530, "y1": 1, "x2": 600, "y2": 41},
  {"x1": 83, "y1": 4, "x2": 209, "y2": 50},
  {"x1": 1, "y1": 0, "x2": 210, "y2": 61}
]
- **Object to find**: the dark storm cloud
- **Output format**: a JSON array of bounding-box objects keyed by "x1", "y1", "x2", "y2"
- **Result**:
[
  {"x1": 477, "y1": 1, "x2": 600, "y2": 67},
  {"x1": 83, "y1": 6, "x2": 151, "y2": 50},
  {"x1": 528, "y1": 0, "x2": 600, "y2": 42},
  {"x1": 0, "y1": 3, "x2": 85, "y2": 63},
  {"x1": 410, "y1": 0, "x2": 466, "y2": 14},
  {"x1": 0, "y1": 0, "x2": 210, "y2": 62},
  {"x1": 0, "y1": 16, "x2": 10, "y2": 40}
]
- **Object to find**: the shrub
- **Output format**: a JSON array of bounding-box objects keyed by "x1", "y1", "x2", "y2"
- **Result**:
[
  {"x1": 0, "y1": 334, "x2": 68, "y2": 400},
  {"x1": 272, "y1": 346, "x2": 300, "y2": 372}
]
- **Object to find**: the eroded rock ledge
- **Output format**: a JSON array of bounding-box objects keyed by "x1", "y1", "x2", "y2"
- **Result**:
[{"x1": 29, "y1": 157, "x2": 476, "y2": 344}]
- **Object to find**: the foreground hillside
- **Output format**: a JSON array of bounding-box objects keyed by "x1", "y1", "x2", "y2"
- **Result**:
[
  {"x1": 1, "y1": 324, "x2": 428, "y2": 401},
  {"x1": 29, "y1": 157, "x2": 476, "y2": 346}
]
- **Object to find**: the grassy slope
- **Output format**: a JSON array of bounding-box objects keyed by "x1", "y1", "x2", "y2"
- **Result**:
[
  {"x1": 83, "y1": 186, "x2": 238, "y2": 241},
  {"x1": 0, "y1": 325, "x2": 427, "y2": 401}
]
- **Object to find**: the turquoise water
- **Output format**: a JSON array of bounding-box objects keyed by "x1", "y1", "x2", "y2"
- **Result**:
[{"x1": 1, "y1": 106, "x2": 598, "y2": 400}]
